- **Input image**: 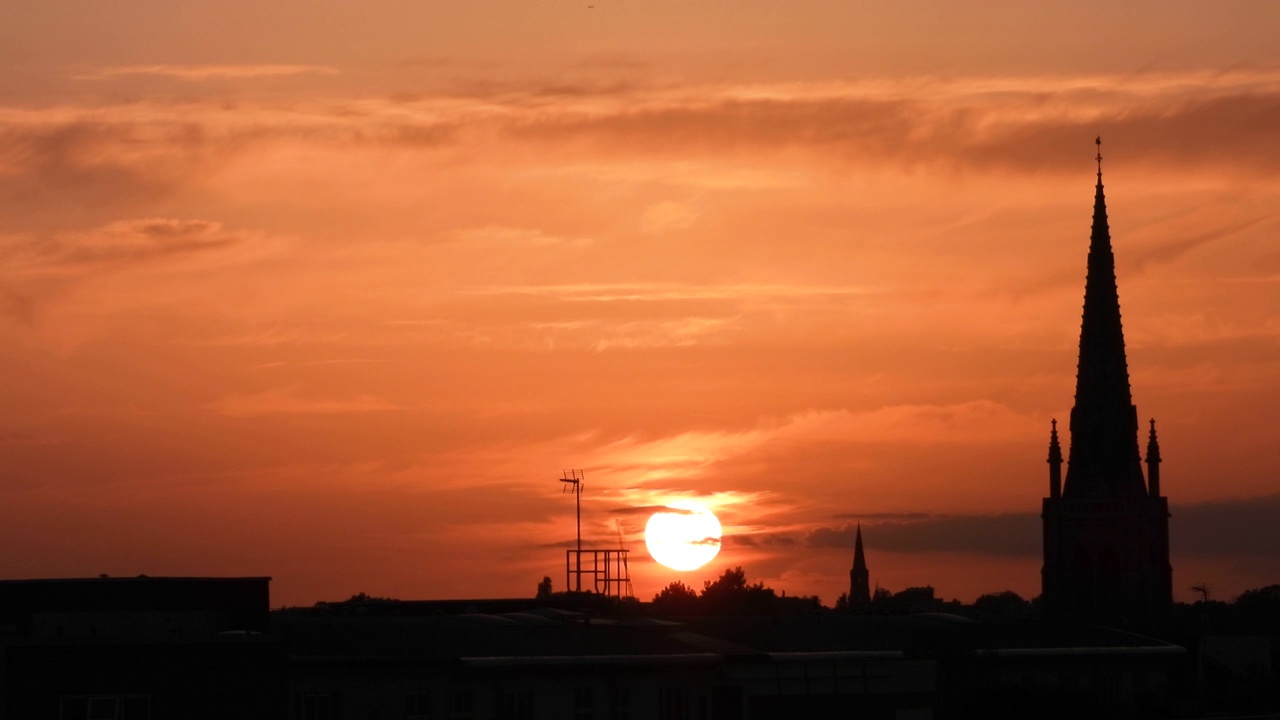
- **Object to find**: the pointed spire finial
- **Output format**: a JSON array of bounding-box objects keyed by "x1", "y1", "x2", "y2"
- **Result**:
[{"x1": 1095, "y1": 136, "x2": 1103, "y2": 181}]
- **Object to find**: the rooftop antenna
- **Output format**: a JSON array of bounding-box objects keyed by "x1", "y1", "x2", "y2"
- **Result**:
[
  {"x1": 1190, "y1": 583, "x2": 1211, "y2": 604},
  {"x1": 560, "y1": 470, "x2": 584, "y2": 591}
]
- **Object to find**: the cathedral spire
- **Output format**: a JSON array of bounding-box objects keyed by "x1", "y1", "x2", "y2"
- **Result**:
[
  {"x1": 1064, "y1": 137, "x2": 1148, "y2": 498},
  {"x1": 1040, "y1": 140, "x2": 1173, "y2": 619}
]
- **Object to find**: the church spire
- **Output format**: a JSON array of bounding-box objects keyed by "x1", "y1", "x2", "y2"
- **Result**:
[
  {"x1": 849, "y1": 523, "x2": 870, "y2": 608},
  {"x1": 1064, "y1": 137, "x2": 1148, "y2": 498},
  {"x1": 1040, "y1": 139, "x2": 1173, "y2": 620}
]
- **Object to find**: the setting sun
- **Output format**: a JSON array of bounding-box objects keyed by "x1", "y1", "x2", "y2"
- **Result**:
[{"x1": 644, "y1": 500, "x2": 723, "y2": 572}]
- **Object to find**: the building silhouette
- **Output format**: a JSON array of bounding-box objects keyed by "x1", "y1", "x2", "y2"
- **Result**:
[
  {"x1": 849, "y1": 523, "x2": 870, "y2": 608},
  {"x1": 1041, "y1": 140, "x2": 1173, "y2": 620}
]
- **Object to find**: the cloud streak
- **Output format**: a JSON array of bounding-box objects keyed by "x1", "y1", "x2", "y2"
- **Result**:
[
  {"x1": 79, "y1": 64, "x2": 340, "y2": 81},
  {"x1": 205, "y1": 387, "x2": 401, "y2": 418},
  {"x1": 3, "y1": 69, "x2": 1280, "y2": 212},
  {"x1": 803, "y1": 493, "x2": 1280, "y2": 559}
]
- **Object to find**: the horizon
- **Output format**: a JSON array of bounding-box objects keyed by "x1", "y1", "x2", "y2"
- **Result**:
[{"x1": 1, "y1": 1, "x2": 1278, "y2": 608}]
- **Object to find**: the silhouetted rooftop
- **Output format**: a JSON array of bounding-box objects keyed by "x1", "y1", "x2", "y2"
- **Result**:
[{"x1": 273, "y1": 604, "x2": 1182, "y2": 664}]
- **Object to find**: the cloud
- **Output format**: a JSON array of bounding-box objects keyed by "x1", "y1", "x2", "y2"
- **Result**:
[
  {"x1": 79, "y1": 65, "x2": 340, "y2": 81},
  {"x1": 609, "y1": 504, "x2": 697, "y2": 516},
  {"x1": 579, "y1": 401, "x2": 1034, "y2": 492},
  {"x1": 205, "y1": 387, "x2": 401, "y2": 418},
  {"x1": 494, "y1": 75, "x2": 1280, "y2": 173},
  {"x1": 834, "y1": 511, "x2": 937, "y2": 521},
  {"x1": 1175, "y1": 493, "x2": 1280, "y2": 556},
  {"x1": 726, "y1": 533, "x2": 798, "y2": 548},
  {"x1": 0, "y1": 121, "x2": 188, "y2": 216},
  {"x1": 4, "y1": 69, "x2": 1280, "y2": 221},
  {"x1": 0, "y1": 218, "x2": 266, "y2": 325},
  {"x1": 801, "y1": 493, "x2": 1280, "y2": 559},
  {"x1": 808, "y1": 514, "x2": 1041, "y2": 557},
  {"x1": 0, "y1": 217, "x2": 260, "y2": 301},
  {"x1": 0, "y1": 287, "x2": 35, "y2": 324},
  {"x1": 464, "y1": 282, "x2": 879, "y2": 303},
  {"x1": 1129, "y1": 216, "x2": 1273, "y2": 273},
  {"x1": 22, "y1": 218, "x2": 237, "y2": 269},
  {"x1": 450, "y1": 225, "x2": 595, "y2": 249}
]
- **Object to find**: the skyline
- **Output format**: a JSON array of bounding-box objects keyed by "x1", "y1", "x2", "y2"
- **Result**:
[{"x1": 2, "y1": 2, "x2": 1278, "y2": 606}]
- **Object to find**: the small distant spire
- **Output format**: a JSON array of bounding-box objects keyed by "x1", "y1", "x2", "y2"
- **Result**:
[
  {"x1": 849, "y1": 522, "x2": 871, "y2": 608},
  {"x1": 1145, "y1": 418, "x2": 1161, "y2": 463},
  {"x1": 1146, "y1": 418, "x2": 1162, "y2": 498},
  {"x1": 1048, "y1": 419, "x2": 1063, "y2": 499},
  {"x1": 853, "y1": 523, "x2": 866, "y2": 570}
]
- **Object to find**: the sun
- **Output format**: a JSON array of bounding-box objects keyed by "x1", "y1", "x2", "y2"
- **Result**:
[{"x1": 644, "y1": 500, "x2": 722, "y2": 572}]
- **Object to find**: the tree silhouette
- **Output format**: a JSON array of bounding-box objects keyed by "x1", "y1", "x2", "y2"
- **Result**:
[
  {"x1": 652, "y1": 581, "x2": 699, "y2": 614},
  {"x1": 973, "y1": 590, "x2": 1030, "y2": 615},
  {"x1": 700, "y1": 566, "x2": 777, "y2": 615}
]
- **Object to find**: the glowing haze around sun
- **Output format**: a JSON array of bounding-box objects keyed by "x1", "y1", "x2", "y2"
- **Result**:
[{"x1": 644, "y1": 500, "x2": 723, "y2": 572}]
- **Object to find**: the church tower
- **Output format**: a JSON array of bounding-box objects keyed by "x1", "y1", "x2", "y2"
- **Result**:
[
  {"x1": 849, "y1": 523, "x2": 870, "y2": 608},
  {"x1": 1041, "y1": 139, "x2": 1173, "y2": 620}
]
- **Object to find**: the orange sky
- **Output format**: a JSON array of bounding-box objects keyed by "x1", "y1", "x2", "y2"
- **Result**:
[{"x1": 1, "y1": 1, "x2": 1278, "y2": 607}]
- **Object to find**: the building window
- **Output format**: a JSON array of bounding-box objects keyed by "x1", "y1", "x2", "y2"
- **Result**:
[
  {"x1": 499, "y1": 688, "x2": 533, "y2": 720},
  {"x1": 298, "y1": 693, "x2": 335, "y2": 720},
  {"x1": 610, "y1": 686, "x2": 630, "y2": 720},
  {"x1": 406, "y1": 690, "x2": 433, "y2": 719},
  {"x1": 574, "y1": 686, "x2": 594, "y2": 720},
  {"x1": 659, "y1": 687, "x2": 688, "y2": 720},
  {"x1": 450, "y1": 688, "x2": 475, "y2": 720},
  {"x1": 60, "y1": 696, "x2": 151, "y2": 720}
]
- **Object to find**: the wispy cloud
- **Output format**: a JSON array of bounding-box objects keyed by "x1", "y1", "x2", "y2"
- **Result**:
[
  {"x1": 1129, "y1": 216, "x2": 1273, "y2": 273},
  {"x1": 463, "y1": 282, "x2": 881, "y2": 302},
  {"x1": 0, "y1": 287, "x2": 35, "y2": 324},
  {"x1": 10, "y1": 218, "x2": 237, "y2": 272},
  {"x1": 78, "y1": 64, "x2": 340, "y2": 81},
  {"x1": 576, "y1": 402, "x2": 1033, "y2": 494},
  {"x1": 5, "y1": 69, "x2": 1280, "y2": 214},
  {"x1": 205, "y1": 386, "x2": 400, "y2": 418},
  {"x1": 802, "y1": 493, "x2": 1280, "y2": 559}
]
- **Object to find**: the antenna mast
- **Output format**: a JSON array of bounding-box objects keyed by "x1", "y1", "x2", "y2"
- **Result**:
[
  {"x1": 1190, "y1": 583, "x2": 1211, "y2": 604},
  {"x1": 560, "y1": 469, "x2": 584, "y2": 591},
  {"x1": 555, "y1": 469, "x2": 631, "y2": 598}
]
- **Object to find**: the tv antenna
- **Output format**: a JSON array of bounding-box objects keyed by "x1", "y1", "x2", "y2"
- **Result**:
[
  {"x1": 553, "y1": 470, "x2": 632, "y2": 598},
  {"x1": 560, "y1": 470, "x2": 584, "y2": 591},
  {"x1": 1190, "y1": 583, "x2": 1211, "y2": 603}
]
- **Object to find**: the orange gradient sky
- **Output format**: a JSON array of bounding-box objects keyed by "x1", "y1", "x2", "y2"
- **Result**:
[{"x1": 1, "y1": 1, "x2": 1278, "y2": 606}]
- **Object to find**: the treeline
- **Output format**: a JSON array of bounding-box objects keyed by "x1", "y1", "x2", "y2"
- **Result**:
[{"x1": 650, "y1": 567, "x2": 820, "y2": 615}]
